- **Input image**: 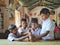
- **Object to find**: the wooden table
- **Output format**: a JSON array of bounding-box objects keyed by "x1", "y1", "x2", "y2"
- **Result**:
[{"x1": 0, "y1": 39, "x2": 60, "y2": 45}]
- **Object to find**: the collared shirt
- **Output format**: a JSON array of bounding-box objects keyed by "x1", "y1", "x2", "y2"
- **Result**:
[
  {"x1": 31, "y1": 28, "x2": 41, "y2": 36},
  {"x1": 8, "y1": 33, "x2": 17, "y2": 41},
  {"x1": 40, "y1": 18, "x2": 55, "y2": 40},
  {"x1": 18, "y1": 27, "x2": 28, "y2": 35}
]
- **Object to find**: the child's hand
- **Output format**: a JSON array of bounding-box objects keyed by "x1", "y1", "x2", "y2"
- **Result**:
[
  {"x1": 26, "y1": 28, "x2": 31, "y2": 34},
  {"x1": 28, "y1": 28, "x2": 31, "y2": 32}
]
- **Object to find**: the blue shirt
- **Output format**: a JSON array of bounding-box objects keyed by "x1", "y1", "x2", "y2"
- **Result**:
[{"x1": 31, "y1": 28, "x2": 41, "y2": 36}]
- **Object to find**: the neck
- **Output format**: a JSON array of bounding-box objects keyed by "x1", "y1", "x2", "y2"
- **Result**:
[
  {"x1": 33, "y1": 27, "x2": 37, "y2": 31},
  {"x1": 44, "y1": 17, "x2": 49, "y2": 21}
]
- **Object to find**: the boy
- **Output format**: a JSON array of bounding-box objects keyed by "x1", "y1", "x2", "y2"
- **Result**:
[
  {"x1": 8, "y1": 24, "x2": 28, "y2": 41},
  {"x1": 28, "y1": 18, "x2": 41, "y2": 41},
  {"x1": 18, "y1": 19, "x2": 28, "y2": 36},
  {"x1": 34, "y1": 8, "x2": 55, "y2": 41}
]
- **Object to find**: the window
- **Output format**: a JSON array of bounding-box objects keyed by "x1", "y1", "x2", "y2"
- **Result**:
[{"x1": 0, "y1": 9, "x2": 4, "y2": 29}]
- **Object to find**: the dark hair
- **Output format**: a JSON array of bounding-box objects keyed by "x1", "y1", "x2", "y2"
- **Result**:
[
  {"x1": 31, "y1": 18, "x2": 38, "y2": 24},
  {"x1": 21, "y1": 18, "x2": 27, "y2": 22},
  {"x1": 40, "y1": 8, "x2": 50, "y2": 15},
  {"x1": 8, "y1": 24, "x2": 16, "y2": 31}
]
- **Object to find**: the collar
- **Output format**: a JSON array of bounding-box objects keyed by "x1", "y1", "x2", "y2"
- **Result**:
[
  {"x1": 21, "y1": 27, "x2": 28, "y2": 31},
  {"x1": 31, "y1": 28, "x2": 39, "y2": 32},
  {"x1": 43, "y1": 17, "x2": 50, "y2": 22}
]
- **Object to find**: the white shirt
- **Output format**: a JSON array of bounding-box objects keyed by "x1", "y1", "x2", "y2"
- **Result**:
[
  {"x1": 8, "y1": 33, "x2": 17, "y2": 41},
  {"x1": 31, "y1": 28, "x2": 41, "y2": 36},
  {"x1": 40, "y1": 18, "x2": 55, "y2": 40},
  {"x1": 18, "y1": 27, "x2": 28, "y2": 35}
]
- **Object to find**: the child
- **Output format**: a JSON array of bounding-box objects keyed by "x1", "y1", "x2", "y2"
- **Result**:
[
  {"x1": 33, "y1": 8, "x2": 55, "y2": 41},
  {"x1": 18, "y1": 19, "x2": 28, "y2": 36},
  {"x1": 28, "y1": 18, "x2": 41, "y2": 41},
  {"x1": 8, "y1": 24, "x2": 28, "y2": 41}
]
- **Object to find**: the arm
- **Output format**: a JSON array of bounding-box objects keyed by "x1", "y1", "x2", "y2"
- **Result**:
[
  {"x1": 14, "y1": 35, "x2": 29, "y2": 41},
  {"x1": 35, "y1": 20, "x2": 54, "y2": 40},
  {"x1": 21, "y1": 32, "x2": 28, "y2": 36},
  {"x1": 27, "y1": 29, "x2": 34, "y2": 42},
  {"x1": 22, "y1": 29, "x2": 31, "y2": 36},
  {"x1": 33, "y1": 31, "x2": 50, "y2": 41},
  {"x1": 18, "y1": 28, "x2": 29, "y2": 36}
]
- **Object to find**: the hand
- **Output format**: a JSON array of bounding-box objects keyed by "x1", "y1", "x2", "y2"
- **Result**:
[
  {"x1": 26, "y1": 28, "x2": 31, "y2": 34},
  {"x1": 29, "y1": 28, "x2": 31, "y2": 32}
]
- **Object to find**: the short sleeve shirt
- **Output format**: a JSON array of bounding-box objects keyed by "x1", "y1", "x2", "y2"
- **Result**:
[
  {"x1": 18, "y1": 27, "x2": 28, "y2": 35},
  {"x1": 31, "y1": 28, "x2": 41, "y2": 36},
  {"x1": 40, "y1": 18, "x2": 55, "y2": 40},
  {"x1": 8, "y1": 33, "x2": 17, "y2": 41}
]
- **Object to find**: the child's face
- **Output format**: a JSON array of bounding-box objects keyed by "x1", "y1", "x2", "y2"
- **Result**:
[
  {"x1": 12, "y1": 28, "x2": 18, "y2": 34},
  {"x1": 22, "y1": 21, "x2": 27, "y2": 28},
  {"x1": 31, "y1": 23, "x2": 37, "y2": 29},
  {"x1": 41, "y1": 14, "x2": 49, "y2": 20}
]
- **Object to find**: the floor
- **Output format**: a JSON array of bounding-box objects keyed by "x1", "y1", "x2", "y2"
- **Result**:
[{"x1": 0, "y1": 39, "x2": 60, "y2": 45}]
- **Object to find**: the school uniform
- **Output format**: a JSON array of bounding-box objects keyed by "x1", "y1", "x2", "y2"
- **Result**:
[
  {"x1": 31, "y1": 28, "x2": 41, "y2": 36},
  {"x1": 8, "y1": 33, "x2": 17, "y2": 41},
  {"x1": 40, "y1": 18, "x2": 55, "y2": 40},
  {"x1": 18, "y1": 27, "x2": 28, "y2": 35}
]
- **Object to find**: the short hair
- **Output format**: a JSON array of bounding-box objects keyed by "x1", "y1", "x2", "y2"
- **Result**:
[
  {"x1": 40, "y1": 8, "x2": 50, "y2": 15},
  {"x1": 31, "y1": 18, "x2": 38, "y2": 24},
  {"x1": 8, "y1": 24, "x2": 16, "y2": 31},
  {"x1": 21, "y1": 18, "x2": 27, "y2": 22}
]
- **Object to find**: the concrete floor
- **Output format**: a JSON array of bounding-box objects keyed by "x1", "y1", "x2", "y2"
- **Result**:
[{"x1": 0, "y1": 39, "x2": 60, "y2": 45}]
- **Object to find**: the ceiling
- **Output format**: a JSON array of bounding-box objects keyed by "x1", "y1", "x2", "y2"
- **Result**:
[
  {"x1": 0, "y1": 0, "x2": 60, "y2": 10},
  {"x1": 17, "y1": 0, "x2": 60, "y2": 10}
]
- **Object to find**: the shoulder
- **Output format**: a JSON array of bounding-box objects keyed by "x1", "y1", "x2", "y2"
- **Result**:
[
  {"x1": 37, "y1": 28, "x2": 41, "y2": 32},
  {"x1": 26, "y1": 27, "x2": 29, "y2": 30},
  {"x1": 18, "y1": 27, "x2": 23, "y2": 32},
  {"x1": 18, "y1": 27, "x2": 23, "y2": 34},
  {"x1": 8, "y1": 33, "x2": 16, "y2": 41},
  {"x1": 18, "y1": 27, "x2": 22, "y2": 30},
  {"x1": 46, "y1": 18, "x2": 54, "y2": 25},
  {"x1": 8, "y1": 33, "x2": 14, "y2": 37},
  {"x1": 47, "y1": 18, "x2": 52, "y2": 23}
]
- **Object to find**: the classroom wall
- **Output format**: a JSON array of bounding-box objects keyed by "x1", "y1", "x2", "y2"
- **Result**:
[
  {"x1": 55, "y1": 7, "x2": 60, "y2": 25},
  {"x1": 0, "y1": 0, "x2": 15, "y2": 33}
]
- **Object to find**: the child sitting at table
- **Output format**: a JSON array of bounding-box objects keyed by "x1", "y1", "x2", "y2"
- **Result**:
[
  {"x1": 18, "y1": 19, "x2": 28, "y2": 36},
  {"x1": 8, "y1": 24, "x2": 28, "y2": 41},
  {"x1": 28, "y1": 18, "x2": 41, "y2": 41}
]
